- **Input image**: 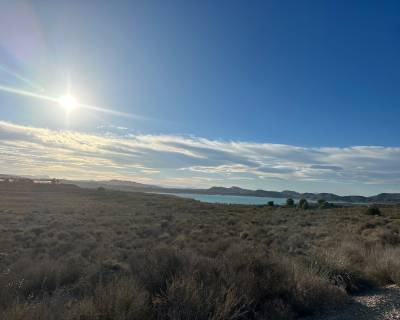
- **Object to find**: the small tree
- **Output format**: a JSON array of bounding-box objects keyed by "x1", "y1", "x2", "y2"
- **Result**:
[
  {"x1": 267, "y1": 201, "x2": 274, "y2": 206},
  {"x1": 298, "y1": 198, "x2": 309, "y2": 210},
  {"x1": 286, "y1": 198, "x2": 295, "y2": 207}
]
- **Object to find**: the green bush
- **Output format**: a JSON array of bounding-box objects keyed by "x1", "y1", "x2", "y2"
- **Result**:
[
  {"x1": 318, "y1": 199, "x2": 330, "y2": 209},
  {"x1": 267, "y1": 201, "x2": 274, "y2": 206},
  {"x1": 365, "y1": 206, "x2": 381, "y2": 216},
  {"x1": 286, "y1": 198, "x2": 295, "y2": 206}
]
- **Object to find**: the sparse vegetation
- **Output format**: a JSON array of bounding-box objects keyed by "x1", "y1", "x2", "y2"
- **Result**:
[{"x1": 0, "y1": 182, "x2": 400, "y2": 319}]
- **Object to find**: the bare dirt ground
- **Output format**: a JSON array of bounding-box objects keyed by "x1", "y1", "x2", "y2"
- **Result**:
[{"x1": 306, "y1": 285, "x2": 400, "y2": 320}]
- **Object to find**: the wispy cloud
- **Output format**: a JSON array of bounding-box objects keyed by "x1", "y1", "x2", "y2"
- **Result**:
[{"x1": 1, "y1": 120, "x2": 400, "y2": 194}]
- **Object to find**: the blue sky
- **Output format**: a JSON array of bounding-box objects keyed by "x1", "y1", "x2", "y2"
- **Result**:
[{"x1": 0, "y1": 1, "x2": 400, "y2": 195}]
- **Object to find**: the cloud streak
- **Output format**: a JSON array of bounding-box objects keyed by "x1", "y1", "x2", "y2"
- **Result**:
[{"x1": 1, "y1": 120, "x2": 400, "y2": 194}]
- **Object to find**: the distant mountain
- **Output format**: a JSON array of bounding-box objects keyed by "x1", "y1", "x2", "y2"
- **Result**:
[
  {"x1": 59, "y1": 179, "x2": 159, "y2": 191},
  {"x1": 63, "y1": 179, "x2": 400, "y2": 203},
  {"x1": 2, "y1": 174, "x2": 400, "y2": 203},
  {"x1": 99, "y1": 179, "x2": 159, "y2": 188},
  {"x1": 0, "y1": 173, "x2": 51, "y2": 180},
  {"x1": 205, "y1": 186, "x2": 298, "y2": 198},
  {"x1": 369, "y1": 193, "x2": 400, "y2": 203}
]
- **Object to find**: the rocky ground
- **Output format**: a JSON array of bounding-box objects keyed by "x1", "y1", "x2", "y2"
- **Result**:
[{"x1": 306, "y1": 285, "x2": 400, "y2": 320}]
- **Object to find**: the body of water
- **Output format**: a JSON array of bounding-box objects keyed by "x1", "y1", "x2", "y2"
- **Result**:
[{"x1": 163, "y1": 193, "x2": 289, "y2": 205}]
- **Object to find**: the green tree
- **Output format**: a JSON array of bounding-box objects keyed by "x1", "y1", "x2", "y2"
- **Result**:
[
  {"x1": 298, "y1": 198, "x2": 309, "y2": 210},
  {"x1": 286, "y1": 198, "x2": 295, "y2": 207}
]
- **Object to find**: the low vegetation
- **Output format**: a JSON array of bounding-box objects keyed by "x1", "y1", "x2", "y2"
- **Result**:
[{"x1": 0, "y1": 182, "x2": 400, "y2": 319}]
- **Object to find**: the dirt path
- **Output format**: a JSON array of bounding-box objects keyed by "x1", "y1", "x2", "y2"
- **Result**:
[{"x1": 305, "y1": 285, "x2": 400, "y2": 320}]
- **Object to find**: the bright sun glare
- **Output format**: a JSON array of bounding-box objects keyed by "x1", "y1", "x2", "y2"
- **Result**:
[{"x1": 58, "y1": 94, "x2": 78, "y2": 112}]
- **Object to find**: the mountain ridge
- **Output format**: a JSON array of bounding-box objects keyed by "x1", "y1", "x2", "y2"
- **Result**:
[
  {"x1": 67, "y1": 179, "x2": 400, "y2": 203},
  {"x1": 1, "y1": 175, "x2": 399, "y2": 203}
]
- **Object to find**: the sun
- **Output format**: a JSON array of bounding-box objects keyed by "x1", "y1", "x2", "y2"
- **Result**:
[{"x1": 58, "y1": 94, "x2": 78, "y2": 112}]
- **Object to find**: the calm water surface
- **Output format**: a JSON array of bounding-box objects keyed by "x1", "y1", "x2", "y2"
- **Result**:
[{"x1": 163, "y1": 193, "x2": 289, "y2": 205}]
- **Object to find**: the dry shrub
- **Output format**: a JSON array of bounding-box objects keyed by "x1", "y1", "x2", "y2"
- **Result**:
[
  {"x1": 1, "y1": 303, "x2": 33, "y2": 320},
  {"x1": 9, "y1": 259, "x2": 59, "y2": 299},
  {"x1": 311, "y1": 241, "x2": 400, "y2": 292},
  {"x1": 153, "y1": 276, "x2": 216, "y2": 320},
  {"x1": 310, "y1": 244, "x2": 373, "y2": 293},
  {"x1": 292, "y1": 265, "x2": 347, "y2": 315},
  {"x1": 363, "y1": 246, "x2": 400, "y2": 285},
  {"x1": 67, "y1": 277, "x2": 150, "y2": 320},
  {"x1": 129, "y1": 247, "x2": 186, "y2": 295},
  {"x1": 142, "y1": 247, "x2": 345, "y2": 319},
  {"x1": 1, "y1": 185, "x2": 400, "y2": 319}
]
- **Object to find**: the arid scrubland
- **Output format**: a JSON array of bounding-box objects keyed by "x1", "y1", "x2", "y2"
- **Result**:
[{"x1": 1, "y1": 182, "x2": 400, "y2": 319}]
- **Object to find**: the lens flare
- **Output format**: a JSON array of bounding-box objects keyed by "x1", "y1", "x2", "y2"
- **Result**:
[
  {"x1": 58, "y1": 94, "x2": 78, "y2": 112},
  {"x1": 0, "y1": 84, "x2": 141, "y2": 119}
]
